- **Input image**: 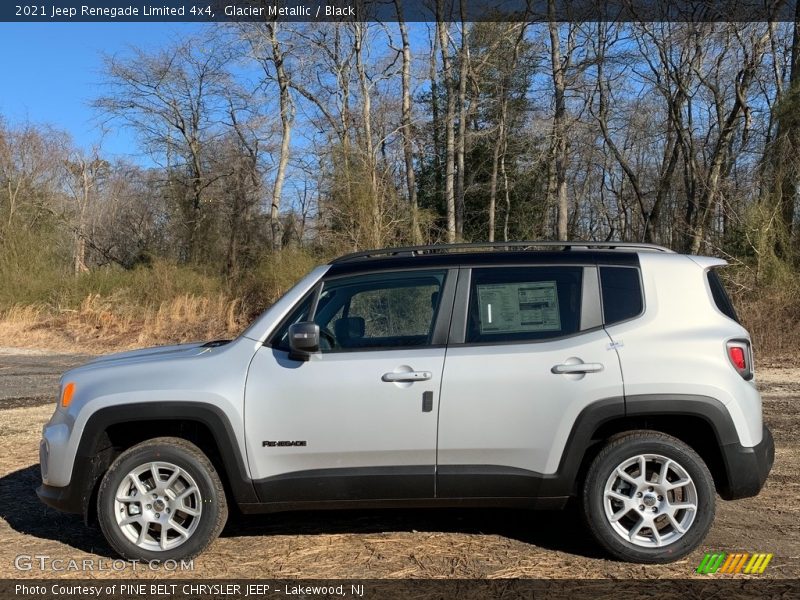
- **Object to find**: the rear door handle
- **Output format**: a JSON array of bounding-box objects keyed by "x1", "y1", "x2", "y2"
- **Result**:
[
  {"x1": 551, "y1": 363, "x2": 604, "y2": 374},
  {"x1": 382, "y1": 371, "x2": 432, "y2": 382}
]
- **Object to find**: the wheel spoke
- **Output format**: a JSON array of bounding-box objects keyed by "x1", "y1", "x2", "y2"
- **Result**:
[
  {"x1": 137, "y1": 523, "x2": 149, "y2": 545},
  {"x1": 638, "y1": 456, "x2": 647, "y2": 482},
  {"x1": 150, "y1": 464, "x2": 161, "y2": 488},
  {"x1": 665, "y1": 477, "x2": 691, "y2": 491},
  {"x1": 651, "y1": 524, "x2": 663, "y2": 546},
  {"x1": 160, "y1": 526, "x2": 168, "y2": 550},
  {"x1": 174, "y1": 486, "x2": 198, "y2": 503},
  {"x1": 168, "y1": 520, "x2": 190, "y2": 539},
  {"x1": 628, "y1": 517, "x2": 646, "y2": 541},
  {"x1": 119, "y1": 514, "x2": 144, "y2": 527},
  {"x1": 609, "y1": 507, "x2": 630, "y2": 522},
  {"x1": 116, "y1": 494, "x2": 139, "y2": 503},
  {"x1": 128, "y1": 473, "x2": 148, "y2": 495},
  {"x1": 616, "y1": 468, "x2": 638, "y2": 486},
  {"x1": 177, "y1": 505, "x2": 201, "y2": 517},
  {"x1": 667, "y1": 513, "x2": 685, "y2": 534},
  {"x1": 606, "y1": 490, "x2": 630, "y2": 503},
  {"x1": 163, "y1": 469, "x2": 180, "y2": 490},
  {"x1": 658, "y1": 459, "x2": 672, "y2": 485},
  {"x1": 669, "y1": 502, "x2": 697, "y2": 513}
]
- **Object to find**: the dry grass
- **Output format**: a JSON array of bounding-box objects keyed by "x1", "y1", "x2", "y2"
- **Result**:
[
  {"x1": 0, "y1": 293, "x2": 245, "y2": 353},
  {"x1": 0, "y1": 250, "x2": 323, "y2": 353},
  {"x1": 738, "y1": 290, "x2": 800, "y2": 360}
]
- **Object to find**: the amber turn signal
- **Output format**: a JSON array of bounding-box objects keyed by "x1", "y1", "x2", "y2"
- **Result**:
[{"x1": 60, "y1": 382, "x2": 76, "y2": 408}]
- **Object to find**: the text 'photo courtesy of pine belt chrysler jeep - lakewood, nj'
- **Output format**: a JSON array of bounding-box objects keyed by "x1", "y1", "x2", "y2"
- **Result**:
[{"x1": 37, "y1": 241, "x2": 774, "y2": 564}]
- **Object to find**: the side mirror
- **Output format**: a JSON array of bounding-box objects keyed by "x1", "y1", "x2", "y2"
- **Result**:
[{"x1": 288, "y1": 322, "x2": 320, "y2": 361}]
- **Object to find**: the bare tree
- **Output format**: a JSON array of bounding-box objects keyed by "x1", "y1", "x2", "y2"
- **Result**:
[
  {"x1": 0, "y1": 122, "x2": 68, "y2": 230},
  {"x1": 64, "y1": 148, "x2": 107, "y2": 273},
  {"x1": 96, "y1": 38, "x2": 230, "y2": 262},
  {"x1": 487, "y1": 24, "x2": 527, "y2": 242},
  {"x1": 455, "y1": 13, "x2": 470, "y2": 239},
  {"x1": 590, "y1": 22, "x2": 680, "y2": 243},
  {"x1": 547, "y1": 8, "x2": 572, "y2": 241},
  {"x1": 353, "y1": 21, "x2": 381, "y2": 247},
  {"x1": 437, "y1": 9, "x2": 457, "y2": 243},
  {"x1": 394, "y1": 0, "x2": 421, "y2": 244},
  {"x1": 260, "y1": 22, "x2": 295, "y2": 252}
]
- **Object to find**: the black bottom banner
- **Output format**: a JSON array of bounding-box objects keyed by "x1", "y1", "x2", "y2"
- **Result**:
[{"x1": 2, "y1": 579, "x2": 799, "y2": 600}]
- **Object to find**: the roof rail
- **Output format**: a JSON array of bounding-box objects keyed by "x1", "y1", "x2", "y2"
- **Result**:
[{"x1": 330, "y1": 241, "x2": 675, "y2": 263}]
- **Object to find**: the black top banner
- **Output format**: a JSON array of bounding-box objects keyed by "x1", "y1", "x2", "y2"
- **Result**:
[{"x1": 2, "y1": 0, "x2": 799, "y2": 22}]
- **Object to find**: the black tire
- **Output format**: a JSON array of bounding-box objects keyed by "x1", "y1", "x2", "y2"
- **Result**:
[
  {"x1": 97, "y1": 437, "x2": 228, "y2": 561},
  {"x1": 582, "y1": 431, "x2": 715, "y2": 563}
]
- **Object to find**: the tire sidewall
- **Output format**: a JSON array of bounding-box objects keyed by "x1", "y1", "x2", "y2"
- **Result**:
[
  {"x1": 97, "y1": 441, "x2": 224, "y2": 562},
  {"x1": 584, "y1": 436, "x2": 715, "y2": 563}
]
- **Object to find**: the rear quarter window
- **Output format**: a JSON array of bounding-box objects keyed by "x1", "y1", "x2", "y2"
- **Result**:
[
  {"x1": 707, "y1": 269, "x2": 739, "y2": 322},
  {"x1": 600, "y1": 266, "x2": 643, "y2": 325}
]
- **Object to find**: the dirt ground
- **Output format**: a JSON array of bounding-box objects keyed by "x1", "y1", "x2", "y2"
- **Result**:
[{"x1": 0, "y1": 349, "x2": 797, "y2": 580}]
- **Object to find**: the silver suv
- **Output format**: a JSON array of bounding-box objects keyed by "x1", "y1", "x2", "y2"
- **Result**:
[{"x1": 37, "y1": 242, "x2": 774, "y2": 564}]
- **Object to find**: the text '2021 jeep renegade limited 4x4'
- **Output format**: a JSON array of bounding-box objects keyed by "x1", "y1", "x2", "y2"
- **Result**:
[{"x1": 38, "y1": 241, "x2": 774, "y2": 563}]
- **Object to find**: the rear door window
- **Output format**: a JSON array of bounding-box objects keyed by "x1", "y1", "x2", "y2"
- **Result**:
[{"x1": 466, "y1": 267, "x2": 583, "y2": 343}]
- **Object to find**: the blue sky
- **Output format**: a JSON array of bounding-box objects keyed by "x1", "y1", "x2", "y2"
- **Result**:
[{"x1": 0, "y1": 23, "x2": 203, "y2": 161}]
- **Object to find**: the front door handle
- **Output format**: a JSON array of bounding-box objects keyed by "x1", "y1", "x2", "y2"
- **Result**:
[
  {"x1": 382, "y1": 371, "x2": 432, "y2": 382},
  {"x1": 551, "y1": 362, "x2": 604, "y2": 374}
]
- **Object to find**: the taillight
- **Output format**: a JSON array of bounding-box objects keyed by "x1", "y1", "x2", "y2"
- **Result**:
[
  {"x1": 729, "y1": 346, "x2": 746, "y2": 370},
  {"x1": 726, "y1": 341, "x2": 753, "y2": 380}
]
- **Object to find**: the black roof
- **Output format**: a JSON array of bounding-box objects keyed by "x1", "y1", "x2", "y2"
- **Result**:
[{"x1": 326, "y1": 241, "x2": 660, "y2": 277}]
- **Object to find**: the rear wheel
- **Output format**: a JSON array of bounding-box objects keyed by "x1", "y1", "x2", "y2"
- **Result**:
[
  {"x1": 582, "y1": 431, "x2": 715, "y2": 563},
  {"x1": 97, "y1": 437, "x2": 227, "y2": 561}
]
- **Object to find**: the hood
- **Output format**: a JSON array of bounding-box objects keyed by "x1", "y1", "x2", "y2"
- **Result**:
[{"x1": 82, "y1": 339, "x2": 231, "y2": 369}]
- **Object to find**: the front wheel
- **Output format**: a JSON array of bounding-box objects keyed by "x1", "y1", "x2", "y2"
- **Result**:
[
  {"x1": 97, "y1": 437, "x2": 228, "y2": 561},
  {"x1": 582, "y1": 431, "x2": 715, "y2": 563}
]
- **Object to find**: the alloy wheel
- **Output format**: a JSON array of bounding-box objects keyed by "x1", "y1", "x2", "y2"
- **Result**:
[
  {"x1": 602, "y1": 453, "x2": 698, "y2": 548},
  {"x1": 113, "y1": 461, "x2": 203, "y2": 552}
]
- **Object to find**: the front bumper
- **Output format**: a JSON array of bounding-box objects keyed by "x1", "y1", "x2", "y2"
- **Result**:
[
  {"x1": 720, "y1": 425, "x2": 775, "y2": 500},
  {"x1": 36, "y1": 482, "x2": 84, "y2": 515},
  {"x1": 37, "y1": 450, "x2": 114, "y2": 519}
]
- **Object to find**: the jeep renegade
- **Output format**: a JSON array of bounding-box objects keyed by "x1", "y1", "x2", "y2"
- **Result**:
[{"x1": 37, "y1": 241, "x2": 775, "y2": 563}]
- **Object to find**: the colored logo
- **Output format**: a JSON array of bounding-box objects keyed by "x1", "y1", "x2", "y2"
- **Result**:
[{"x1": 696, "y1": 552, "x2": 773, "y2": 574}]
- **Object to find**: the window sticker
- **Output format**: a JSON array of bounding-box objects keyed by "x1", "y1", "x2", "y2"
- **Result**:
[{"x1": 477, "y1": 281, "x2": 561, "y2": 333}]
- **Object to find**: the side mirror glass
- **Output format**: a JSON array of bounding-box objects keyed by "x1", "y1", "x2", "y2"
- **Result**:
[{"x1": 288, "y1": 322, "x2": 320, "y2": 361}]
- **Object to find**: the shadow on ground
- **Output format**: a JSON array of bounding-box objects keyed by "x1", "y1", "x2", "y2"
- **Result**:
[
  {"x1": 0, "y1": 465, "x2": 114, "y2": 557},
  {"x1": 222, "y1": 506, "x2": 605, "y2": 559},
  {"x1": 1, "y1": 464, "x2": 605, "y2": 560}
]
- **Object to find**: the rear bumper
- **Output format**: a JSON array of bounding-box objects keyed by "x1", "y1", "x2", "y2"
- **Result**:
[{"x1": 720, "y1": 425, "x2": 775, "y2": 500}]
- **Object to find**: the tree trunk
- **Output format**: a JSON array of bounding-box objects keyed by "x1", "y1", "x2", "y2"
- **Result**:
[
  {"x1": 689, "y1": 31, "x2": 766, "y2": 254},
  {"x1": 429, "y1": 26, "x2": 443, "y2": 218},
  {"x1": 548, "y1": 11, "x2": 569, "y2": 241},
  {"x1": 455, "y1": 16, "x2": 469, "y2": 240},
  {"x1": 354, "y1": 22, "x2": 380, "y2": 248},
  {"x1": 268, "y1": 23, "x2": 292, "y2": 252},
  {"x1": 488, "y1": 116, "x2": 502, "y2": 243},
  {"x1": 437, "y1": 10, "x2": 457, "y2": 243},
  {"x1": 773, "y1": 10, "x2": 800, "y2": 257},
  {"x1": 396, "y1": 2, "x2": 421, "y2": 244}
]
